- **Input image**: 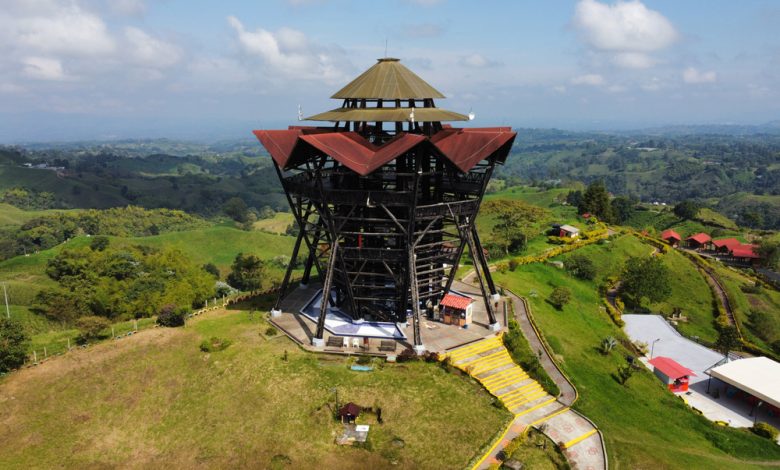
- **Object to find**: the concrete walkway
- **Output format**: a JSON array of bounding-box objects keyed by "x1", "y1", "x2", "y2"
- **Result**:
[{"x1": 446, "y1": 326, "x2": 606, "y2": 469}]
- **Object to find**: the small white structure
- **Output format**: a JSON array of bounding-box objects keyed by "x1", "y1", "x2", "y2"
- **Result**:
[{"x1": 558, "y1": 224, "x2": 580, "y2": 238}]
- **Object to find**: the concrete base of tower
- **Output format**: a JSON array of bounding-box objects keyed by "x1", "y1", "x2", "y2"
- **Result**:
[
  {"x1": 298, "y1": 283, "x2": 308, "y2": 289},
  {"x1": 311, "y1": 337, "x2": 325, "y2": 347},
  {"x1": 270, "y1": 308, "x2": 282, "y2": 318},
  {"x1": 490, "y1": 293, "x2": 501, "y2": 303},
  {"x1": 488, "y1": 322, "x2": 502, "y2": 332},
  {"x1": 413, "y1": 344, "x2": 426, "y2": 355}
]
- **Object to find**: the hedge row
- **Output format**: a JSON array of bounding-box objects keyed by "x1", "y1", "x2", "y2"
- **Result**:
[{"x1": 496, "y1": 229, "x2": 611, "y2": 272}]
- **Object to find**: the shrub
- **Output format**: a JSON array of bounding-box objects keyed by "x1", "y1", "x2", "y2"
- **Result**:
[
  {"x1": 157, "y1": 304, "x2": 187, "y2": 327},
  {"x1": 565, "y1": 253, "x2": 597, "y2": 280},
  {"x1": 199, "y1": 336, "x2": 231, "y2": 353},
  {"x1": 356, "y1": 355, "x2": 372, "y2": 365},
  {"x1": 0, "y1": 318, "x2": 29, "y2": 372},
  {"x1": 549, "y1": 286, "x2": 572, "y2": 309},
  {"x1": 751, "y1": 422, "x2": 779, "y2": 440},
  {"x1": 265, "y1": 326, "x2": 278, "y2": 336},
  {"x1": 76, "y1": 315, "x2": 111, "y2": 342}
]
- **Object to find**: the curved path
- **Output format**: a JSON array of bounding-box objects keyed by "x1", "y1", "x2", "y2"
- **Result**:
[{"x1": 450, "y1": 290, "x2": 606, "y2": 470}]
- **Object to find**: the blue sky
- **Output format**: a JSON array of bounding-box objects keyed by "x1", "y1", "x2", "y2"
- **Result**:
[{"x1": 1, "y1": 0, "x2": 779, "y2": 142}]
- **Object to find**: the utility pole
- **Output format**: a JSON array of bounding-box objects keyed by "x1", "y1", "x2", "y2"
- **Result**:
[{"x1": 3, "y1": 282, "x2": 9, "y2": 319}]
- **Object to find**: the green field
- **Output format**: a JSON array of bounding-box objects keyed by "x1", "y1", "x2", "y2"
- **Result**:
[
  {"x1": 0, "y1": 203, "x2": 76, "y2": 228},
  {"x1": 0, "y1": 305, "x2": 509, "y2": 469},
  {"x1": 493, "y1": 242, "x2": 780, "y2": 468},
  {"x1": 253, "y1": 211, "x2": 295, "y2": 234}
]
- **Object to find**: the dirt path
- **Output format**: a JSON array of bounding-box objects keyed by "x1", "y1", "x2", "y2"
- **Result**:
[{"x1": 678, "y1": 248, "x2": 737, "y2": 328}]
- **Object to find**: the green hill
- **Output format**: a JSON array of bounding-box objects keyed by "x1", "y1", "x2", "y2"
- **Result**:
[{"x1": 0, "y1": 307, "x2": 507, "y2": 469}]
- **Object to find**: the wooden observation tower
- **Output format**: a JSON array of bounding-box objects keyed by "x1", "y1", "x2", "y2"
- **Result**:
[{"x1": 254, "y1": 58, "x2": 515, "y2": 352}]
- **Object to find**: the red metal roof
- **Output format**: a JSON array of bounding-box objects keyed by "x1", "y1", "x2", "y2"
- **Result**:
[
  {"x1": 299, "y1": 132, "x2": 425, "y2": 176},
  {"x1": 731, "y1": 245, "x2": 760, "y2": 258},
  {"x1": 686, "y1": 232, "x2": 711, "y2": 244},
  {"x1": 660, "y1": 229, "x2": 681, "y2": 241},
  {"x1": 712, "y1": 238, "x2": 741, "y2": 249},
  {"x1": 440, "y1": 294, "x2": 474, "y2": 310},
  {"x1": 252, "y1": 127, "x2": 516, "y2": 175},
  {"x1": 649, "y1": 356, "x2": 696, "y2": 379},
  {"x1": 431, "y1": 128, "x2": 515, "y2": 172}
]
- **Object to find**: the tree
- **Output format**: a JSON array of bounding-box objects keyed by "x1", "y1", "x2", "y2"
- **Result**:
[
  {"x1": 223, "y1": 197, "x2": 249, "y2": 223},
  {"x1": 578, "y1": 181, "x2": 613, "y2": 223},
  {"x1": 202, "y1": 263, "x2": 220, "y2": 279},
  {"x1": 620, "y1": 256, "x2": 672, "y2": 307},
  {"x1": 673, "y1": 200, "x2": 701, "y2": 220},
  {"x1": 227, "y1": 253, "x2": 266, "y2": 291},
  {"x1": 565, "y1": 190, "x2": 582, "y2": 207},
  {"x1": 610, "y1": 196, "x2": 637, "y2": 224},
  {"x1": 715, "y1": 325, "x2": 741, "y2": 356},
  {"x1": 482, "y1": 200, "x2": 550, "y2": 256},
  {"x1": 76, "y1": 315, "x2": 110, "y2": 342},
  {"x1": 549, "y1": 286, "x2": 572, "y2": 309},
  {"x1": 757, "y1": 240, "x2": 780, "y2": 270},
  {"x1": 89, "y1": 236, "x2": 110, "y2": 252},
  {"x1": 565, "y1": 254, "x2": 597, "y2": 280},
  {"x1": 616, "y1": 362, "x2": 635, "y2": 386},
  {"x1": 0, "y1": 318, "x2": 29, "y2": 372}
]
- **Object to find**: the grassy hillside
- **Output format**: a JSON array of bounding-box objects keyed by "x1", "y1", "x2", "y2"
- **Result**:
[
  {"x1": 0, "y1": 306, "x2": 508, "y2": 469},
  {"x1": 253, "y1": 212, "x2": 295, "y2": 234},
  {"x1": 0, "y1": 226, "x2": 296, "y2": 326},
  {"x1": 493, "y1": 239, "x2": 780, "y2": 468},
  {"x1": 0, "y1": 203, "x2": 75, "y2": 228}
]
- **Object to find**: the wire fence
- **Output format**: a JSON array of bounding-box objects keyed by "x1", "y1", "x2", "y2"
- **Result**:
[{"x1": 19, "y1": 286, "x2": 283, "y2": 370}]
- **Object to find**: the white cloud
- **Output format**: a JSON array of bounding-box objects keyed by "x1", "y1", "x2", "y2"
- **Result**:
[
  {"x1": 459, "y1": 53, "x2": 500, "y2": 68},
  {"x1": 573, "y1": 0, "x2": 677, "y2": 69},
  {"x1": 682, "y1": 67, "x2": 716, "y2": 84},
  {"x1": 571, "y1": 73, "x2": 605, "y2": 86},
  {"x1": 125, "y1": 27, "x2": 182, "y2": 69},
  {"x1": 227, "y1": 16, "x2": 350, "y2": 83},
  {"x1": 22, "y1": 56, "x2": 67, "y2": 80},
  {"x1": 612, "y1": 51, "x2": 655, "y2": 69},
  {"x1": 1, "y1": 1, "x2": 116, "y2": 57}
]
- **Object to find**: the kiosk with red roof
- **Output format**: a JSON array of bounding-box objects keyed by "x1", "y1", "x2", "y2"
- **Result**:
[
  {"x1": 439, "y1": 294, "x2": 474, "y2": 327},
  {"x1": 649, "y1": 356, "x2": 696, "y2": 392}
]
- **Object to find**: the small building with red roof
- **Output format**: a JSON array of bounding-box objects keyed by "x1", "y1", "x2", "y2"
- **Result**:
[
  {"x1": 730, "y1": 244, "x2": 761, "y2": 266},
  {"x1": 712, "y1": 238, "x2": 742, "y2": 254},
  {"x1": 686, "y1": 232, "x2": 712, "y2": 251},
  {"x1": 660, "y1": 229, "x2": 682, "y2": 247},
  {"x1": 649, "y1": 356, "x2": 696, "y2": 392},
  {"x1": 439, "y1": 293, "x2": 474, "y2": 327}
]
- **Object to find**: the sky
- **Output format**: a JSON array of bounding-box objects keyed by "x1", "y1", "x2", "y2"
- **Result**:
[{"x1": 1, "y1": 0, "x2": 779, "y2": 142}]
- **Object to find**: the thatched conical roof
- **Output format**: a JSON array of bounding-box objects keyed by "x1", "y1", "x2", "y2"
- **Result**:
[{"x1": 331, "y1": 58, "x2": 445, "y2": 100}]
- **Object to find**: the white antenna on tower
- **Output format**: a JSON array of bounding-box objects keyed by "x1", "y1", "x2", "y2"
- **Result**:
[
  {"x1": 468, "y1": 107, "x2": 476, "y2": 121},
  {"x1": 297, "y1": 104, "x2": 303, "y2": 121}
]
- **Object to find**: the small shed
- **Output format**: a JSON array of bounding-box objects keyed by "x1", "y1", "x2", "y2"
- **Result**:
[
  {"x1": 440, "y1": 294, "x2": 474, "y2": 327},
  {"x1": 660, "y1": 229, "x2": 682, "y2": 247},
  {"x1": 686, "y1": 233, "x2": 711, "y2": 251},
  {"x1": 649, "y1": 356, "x2": 696, "y2": 392},
  {"x1": 712, "y1": 238, "x2": 741, "y2": 254},
  {"x1": 339, "y1": 402, "x2": 362, "y2": 423},
  {"x1": 559, "y1": 224, "x2": 580, "y2": 238}
]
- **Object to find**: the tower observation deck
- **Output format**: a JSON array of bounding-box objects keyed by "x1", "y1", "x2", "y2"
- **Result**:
[{"x1": 254, "y1": 58, "x2": 515, "y2": 352}]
